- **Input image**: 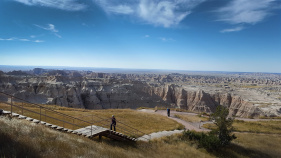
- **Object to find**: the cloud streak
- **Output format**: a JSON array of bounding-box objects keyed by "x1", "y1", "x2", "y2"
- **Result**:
[
  {"x1": 159, "y1": 37, "x2": 175, "y2": 42},
  {"x1": 94, "y1": 0, "x2": 206, "y2": 28},
  {"x1": 0, "y1": 37, "x2": 44, "y2": 43},
  {"x1": 13, "y1": 0, "x2": 86, "y2": 11},
  {"x1": 35, "y1": 24, "x2": 62, "y2": 38},
  {"x1": 217, "y1": 0, "x2": 277, "y2": 25},
  {"x1": 220, "y1": 26, "x2": 245, "y2": 33}
]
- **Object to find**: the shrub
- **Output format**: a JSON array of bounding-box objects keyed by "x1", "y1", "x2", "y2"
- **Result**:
[
  {"x1": 182, "y1": 106, "x2": 237, "y2": 151},
  {"x1": 210, "y1": 105, "x2": 236, "y2": 146},
  {"x1": 183, "y1": 130, "x2": 221, "y2": 151}
]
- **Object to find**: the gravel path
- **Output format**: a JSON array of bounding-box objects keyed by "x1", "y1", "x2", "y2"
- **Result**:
[
  {"x1": 137, "y1": 129, "x2": 184, "y2": 141},
  {"x1": 137, "y1": 109, "x2": 281, "y2": 141},
  {"x1": 138, "y1": 109, "x2": 210, "y2": 131},
  {"x1": 137, "y1": 109, "x2": 210, "y2": 141}
]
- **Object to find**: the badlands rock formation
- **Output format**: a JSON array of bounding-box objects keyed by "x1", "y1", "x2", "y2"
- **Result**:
[{"x1": 0, "y1": 69, "x2": 280, "y2": 118}]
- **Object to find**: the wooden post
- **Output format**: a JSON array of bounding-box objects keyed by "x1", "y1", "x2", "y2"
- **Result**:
[
  {"x1": 40, "y1": 106, "x2": 41, "y2": 123},
  {"x1": 63, "y1": 115, "x2": 64, "y2": 128},
  {"x1": 73, "y1": 119, "x2": 74, "y2": 130},
  {"x1": 11, "y1": 97, "x2": 13, "y2": 115}
]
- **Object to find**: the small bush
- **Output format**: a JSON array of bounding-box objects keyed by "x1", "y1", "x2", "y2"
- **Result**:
[
  {"x1": 199, "y1": 133, "x2": 221, "y2": 151},
  {"x1": 182, "y1": 106, "x2": 237, "y2": 152},
  {"x1": 182, "y1": 130, "x2": 221, "y2": 151}
]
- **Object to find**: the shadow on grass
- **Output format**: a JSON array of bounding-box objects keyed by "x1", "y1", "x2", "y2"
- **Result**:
[
  {"x1": 0, "y1": 132, "x2": 41, "y2": 158},
  {"x1": 213, "y1": 143, "x2": 272, "y2": 158},
  {"x1": 91, "y1": 136, "x2": 146, "y2": 149}
]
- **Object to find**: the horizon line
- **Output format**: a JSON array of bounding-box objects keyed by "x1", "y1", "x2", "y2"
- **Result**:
[{"x1": 0, "y1": 65, "x2": 281, "y2": 74}]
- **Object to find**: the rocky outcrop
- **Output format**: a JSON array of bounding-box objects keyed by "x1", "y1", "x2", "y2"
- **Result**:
[
  {"x1": 144, "y1": 84, "x2": 263, "y2": 117},
  {"x1": 0, "y1": 75, "x2": 168, "y2": 110}
]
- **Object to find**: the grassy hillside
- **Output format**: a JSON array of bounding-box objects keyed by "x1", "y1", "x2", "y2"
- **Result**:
[
  {"x1": 0, "y1": 103, "x2": 184, "y2": 135},
  {"x1": 1, "y1": 103, "x2": 281, "y2": 157},
  {"x1": 2, "y1": 116, "x2": 281, "y2": 158},
  {"x1": 1, "y1": 113, "x2": 281, "y2": 157},
  {"x1": 0, "y1": 116, "x2": 212, "y2": 158}
]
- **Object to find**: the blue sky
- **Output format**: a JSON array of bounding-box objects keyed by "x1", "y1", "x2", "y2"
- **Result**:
[{"x1": 0, "y1": 0, "x2": 280, "y2": 73}]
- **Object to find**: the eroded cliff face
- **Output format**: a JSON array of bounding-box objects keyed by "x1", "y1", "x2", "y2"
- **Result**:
[
  {"x1": 142, "y1": 84, "x2": 263, "y2": 118},
  {"x1": 0, "y1": 75, "x2": 168, "y2": 109},
  {"x1": 0, "y1": 74, "x2": 273, "y2": 117}
]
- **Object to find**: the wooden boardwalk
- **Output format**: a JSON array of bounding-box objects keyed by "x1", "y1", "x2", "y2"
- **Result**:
[{"x1": 1, "y1": 110, "x2": 136, "y2": 141}]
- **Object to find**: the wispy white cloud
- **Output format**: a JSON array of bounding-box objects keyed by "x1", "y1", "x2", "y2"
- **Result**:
[
  {"x1": 0, "y1": 37, "x2": 44, "y2": 43},
  {"x1": 144, "y1": 35, "x2": 150, "y2": 38},
  {"x1": 35, "y1": 24, "x2": 62, "y2": 38},
  {"x1": 13, "y1": 0, "x2": 86, "y2": 11},
  {"x1": 34, "y1": 24, "x2": 58, "y2": 32},
  {"x1": 94, "y1": 0, "x2": 206, "y2": 28},
  {"x1": 94, "y1": 0, "x2": 135, "y2": 14},
  {"x1": 159, "y1": 37, "x2": 175, "y2": 42},
  {"x1": 220, "y1": 26, "x2": 245, "y2": 33},
  {"x1": 34, "y1": 40, "x2": 45, "y2": 43},
  {"x1": 18, "y1": 38, "x2": 30, "y2": 41},
  {"x1": 107, "y1": 5, "x2": 134, "y2": 14},
  {"x1": 217, "y1": 0, "x2": 278, "y2": 25},
  {"x1": 0, "y1": 37, "x2": 16, "y2": 41},
  {"x1": 54, "y1": 33, "x2": 62, "y2": 38}
]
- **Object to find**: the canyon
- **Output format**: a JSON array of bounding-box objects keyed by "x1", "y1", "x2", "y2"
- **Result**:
[{"x1": 0, "y1": 68, "x2": 280, "y2": 118}]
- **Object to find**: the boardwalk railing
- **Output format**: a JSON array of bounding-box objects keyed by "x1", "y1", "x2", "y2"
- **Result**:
[{"x1": 0, "y1": 92, "x2": 148, "y2": 140}]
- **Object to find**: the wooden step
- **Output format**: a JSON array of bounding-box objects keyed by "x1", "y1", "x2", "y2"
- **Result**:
[
  {"x1": 45, "y1": 123, "x2": 52, "y2": 127},
  {"x1": 40, "y1": 121, "x2": 46, "y2": 125},
  {"x1": 2, "y1": 111, "x2": 11, "y2": 115},
  {"x1": 32, "y1": 119, "x2": 40, "y2": 123},
  {"x1": 51, "y1": 125, "x2": 58, "y2": 128},
  {"x1": 67, "y1": 130, "x2": 74, "y2": 133},
  {"x1": 12, "y1": 113, "x2": 20, "y2": 117},
  {"x1": 56, "y1": 126, "x2": 64, "y2": 130},
  {"x1": 18, "y1": 115, "x2": 27, "y2": 119},
  {"x1": 26, "y1": 117, "x2": 34, "y2": 121}
]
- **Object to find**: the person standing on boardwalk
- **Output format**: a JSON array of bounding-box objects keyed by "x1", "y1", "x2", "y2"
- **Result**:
[{"x1": 110, "y1": 115, "x2": 116, "y2": 131}]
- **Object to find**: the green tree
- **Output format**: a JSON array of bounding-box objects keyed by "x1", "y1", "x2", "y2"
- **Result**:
[{"x1": 211, "y1": 105, "x2": 236, "y2": 146}]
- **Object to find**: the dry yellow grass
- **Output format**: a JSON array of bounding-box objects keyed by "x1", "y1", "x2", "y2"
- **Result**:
[
  {"x1": 0, "y1": 102, "x2": 184, "y2": 135},
  {"x1": 203, "y1": 120, "x2": 281, "y2": 134},
  {"x1": 174, "y1": 114, "x2": 209, "y2": 123},
  {"x1": 1, "y1": 110, "x2": 281, "y2": 158},
  {"x1": 0, "y1": 116, "x2": 213, "y2": 158},
  {"x1": 202, "y1": 133, "x2": 281, "y2": 158},
  {"x1": 231, "y1": 133, "x2": 281, "y2": 158}
]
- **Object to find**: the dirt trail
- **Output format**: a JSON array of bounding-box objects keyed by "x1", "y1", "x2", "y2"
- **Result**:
[
  {"x1": 138, "y1": 109, "x2": 210, "y2": 132},
  {"x1": 137, "y1": 109, "x2": 281, "y2": 141},
  {"x1": 137, "y1": 109, "x2": 211, "y2": 141}
]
